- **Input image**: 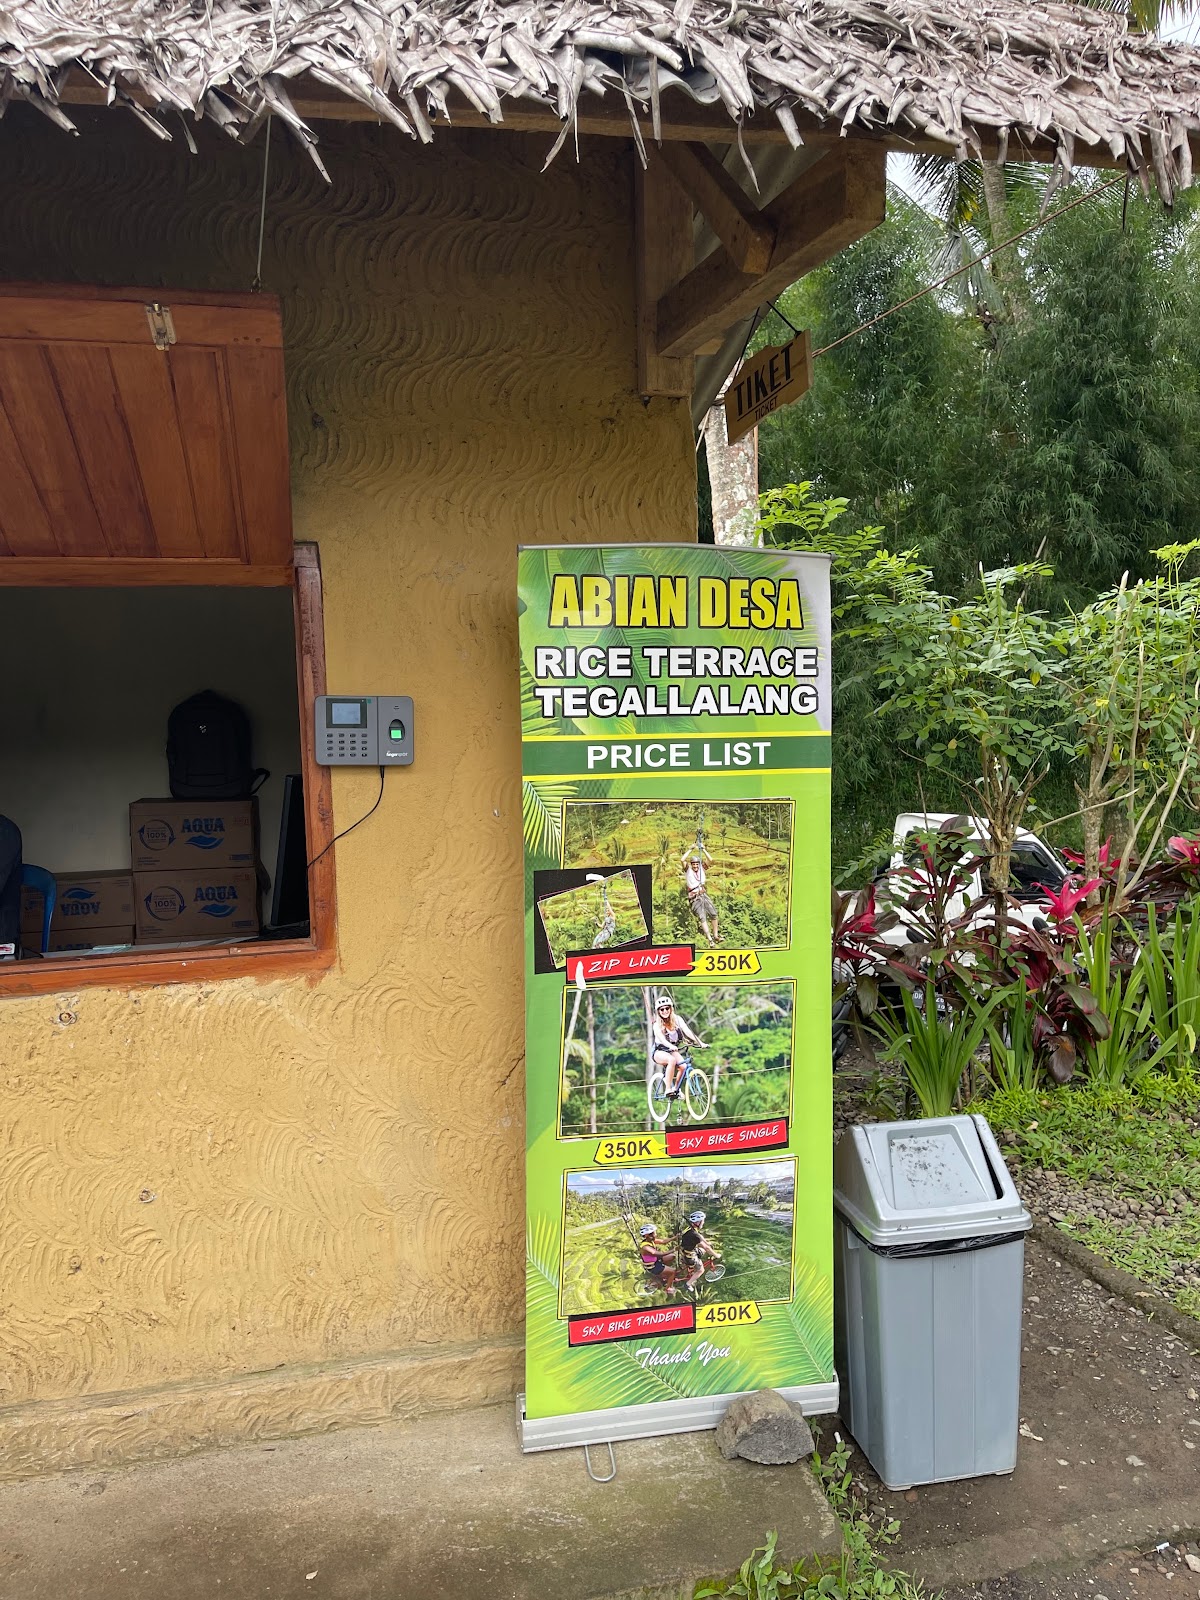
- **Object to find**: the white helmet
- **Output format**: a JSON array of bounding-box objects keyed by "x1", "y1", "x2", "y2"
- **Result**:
[
  {"x1": 688, "y1": 1210, "x2": 706, "y2": 1225},
  {"x1": 640, "y1": 1223, "x2": 657, "y2": 1237}
]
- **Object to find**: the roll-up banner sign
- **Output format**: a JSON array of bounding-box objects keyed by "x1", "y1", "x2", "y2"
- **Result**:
[{"x1": 517, "y1": 544, "x2": 835, "y2": 1450}]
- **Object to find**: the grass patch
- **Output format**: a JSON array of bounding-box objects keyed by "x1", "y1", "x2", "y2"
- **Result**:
[
  {"x1": 979, "y1": 1076, "x2": 1200, "y2": 1322},
  {"x1": 1061, "y1": 1212, "x2": 1200, "y2": 1313},
  {"x1": 982, "y1": 1077, "x2": 1200, "y2": 1193}
]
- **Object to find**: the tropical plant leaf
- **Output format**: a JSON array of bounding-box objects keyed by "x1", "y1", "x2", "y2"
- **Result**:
[
  {"x1": 525, "y1": 1221, "x2": 701, "y2": 1413},
  {"x1": 522, "y1": 779, "x2": 576, "y2": 862}
]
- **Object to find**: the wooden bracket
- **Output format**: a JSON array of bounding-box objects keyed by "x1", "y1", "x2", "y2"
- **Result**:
[
  {"x1": 658, "y1": 142, "x2": 775, "y2": 274},
  {"x1": 656, "y1": 143, "x2": 886, "y2": 361},
  {"x1": 635, "y1": 154, "x2": 694, "y2": 398}
]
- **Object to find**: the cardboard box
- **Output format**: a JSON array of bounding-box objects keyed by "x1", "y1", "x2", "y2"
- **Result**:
[
  {"x1": 20, "y1": 870, "x2": 135, "y2": 936},
  {"x1": 129, "y1": 799, "x2": 258, "y2": 872},
  {"x1": 46, "y1": 926, "x2": 135, "y2": 954},
  {"x1": 134, "y1": 869, "x2": 260, "y2": 942}
]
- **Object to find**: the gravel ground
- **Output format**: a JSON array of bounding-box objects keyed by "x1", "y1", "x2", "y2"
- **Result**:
[
  {"x1": 1011, "y1": 1162, "x2": 1200, "y2": 1315},
  {"x1": 944, "y1": 1540, "x2": 1200, "y2": 1600}
]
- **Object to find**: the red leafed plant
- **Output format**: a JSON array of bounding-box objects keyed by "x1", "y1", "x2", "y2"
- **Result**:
[
  {"x1": 1036, "y1": 875, "x2": 1102, "y2": 926},
  {"x1": 832, "y1": 884, "x2": 920, "y2": 1018},
  {"x1": 1060, "y1": 837, "x2": 1119, "y2": 884},
  {"x1": 975, "y1": 920, "x2": 1111, "y2": 1084},
  {"x1": 1168, "y1": 835, "x2": 1200, "y2": 870}
]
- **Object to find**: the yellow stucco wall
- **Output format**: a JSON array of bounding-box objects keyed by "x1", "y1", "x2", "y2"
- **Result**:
[{"x1": 0, "y1": 109, "x2": 695, "y2": 1471}]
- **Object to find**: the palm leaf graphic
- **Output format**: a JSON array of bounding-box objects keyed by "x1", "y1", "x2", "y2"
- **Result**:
[
  {"x1": 686, "y1": 1258, "x2": 833, "y2": 1397},
  {"x1": 522, "y1": 779, "x2": 576, "y2": 861},
  {"x1": 525, "y1": 1221, "x2": 701, "y2": 1412}
]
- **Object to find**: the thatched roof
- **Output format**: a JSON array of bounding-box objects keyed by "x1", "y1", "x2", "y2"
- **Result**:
[{"x1": 4, "y1": 0, "x2": 1200, "y2": 196}]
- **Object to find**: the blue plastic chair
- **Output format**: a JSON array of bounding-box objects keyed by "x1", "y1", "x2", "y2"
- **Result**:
[{"x1": 21, "y1": 866, "x2": 55, "y2": 955}]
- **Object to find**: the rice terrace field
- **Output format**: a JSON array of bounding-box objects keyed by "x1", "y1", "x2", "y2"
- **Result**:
[
  {"x1": 561, "y1": 800, "x2": 793, "y2": 949},
  {"x1": 560, "y1": 1161, "x2": 795, "y2": 1316}
]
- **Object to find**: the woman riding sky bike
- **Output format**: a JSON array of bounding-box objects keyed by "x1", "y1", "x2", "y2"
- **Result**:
[
  {"x1": 651, "y1": 993, "x2": 706, "y2": 1099},
  {"x1": 637, "y1": 1223, "x2": 677, "y2": 1297}
]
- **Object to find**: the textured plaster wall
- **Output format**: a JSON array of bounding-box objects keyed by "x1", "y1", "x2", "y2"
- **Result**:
[{"x1": 0, "y1": 110, "x2": 695, "y2": 1447}]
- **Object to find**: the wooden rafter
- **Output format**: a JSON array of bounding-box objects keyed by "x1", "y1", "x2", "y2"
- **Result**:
[
  {"x1": 655, "y1": 144, "x2": 885, "y2": 363},
  {"x1": 657, "y1": 142, "x2": 775, "y2": 274}
]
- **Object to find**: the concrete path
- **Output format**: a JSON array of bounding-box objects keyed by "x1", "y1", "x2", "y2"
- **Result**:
[
  {"x1": 2, "y1": 1235, "x2": 1195, "y2": 1600},
  {"x1": 840, "y1": 1237, "x2": 1200, "y2": 1590},
  {"x1": 0, "y1": 1399, "x2": 840, "y2": 1600}
]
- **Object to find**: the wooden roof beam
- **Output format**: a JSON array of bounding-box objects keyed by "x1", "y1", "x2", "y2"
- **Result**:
[
  {"x1": 635, "y1": 151, "x2": 694, "y2": 398},
  {"x1": 658, "y1": 141, "x2": 775, "y2": 274},
  {"x1": 59, "y1": 70, "x2": 1155, "y2": 167},
  {"x1": 655, "y1": 142, "x2": 886, "y2": 361}
]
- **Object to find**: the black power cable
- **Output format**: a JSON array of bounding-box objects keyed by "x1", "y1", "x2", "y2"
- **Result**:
[{"x1": 307, "y1": 766, "x2": 386, "y2": 871}]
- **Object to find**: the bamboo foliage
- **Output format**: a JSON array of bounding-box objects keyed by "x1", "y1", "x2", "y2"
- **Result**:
[{"x1": 3, "y1": 0, "x2": 1200, "y2": 201}]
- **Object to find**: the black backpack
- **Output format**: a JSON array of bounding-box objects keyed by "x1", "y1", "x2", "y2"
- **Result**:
[{"x1": 167, "y1": 692, "x2": 268, "y2": 801}]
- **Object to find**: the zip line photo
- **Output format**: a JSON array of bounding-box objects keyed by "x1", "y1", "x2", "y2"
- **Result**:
[{"x1": 561, "y1": 799, "x2": 794, "y2": 951}]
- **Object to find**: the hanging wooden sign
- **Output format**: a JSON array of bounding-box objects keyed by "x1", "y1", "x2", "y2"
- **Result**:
[{"x1": 723, "y1": 331, "x2": 813, "y2": 446}]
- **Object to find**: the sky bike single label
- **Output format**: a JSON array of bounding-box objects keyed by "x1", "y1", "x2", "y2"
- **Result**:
[{"x1": 519, "y1": 544, "x2": 834, "y2": 1429}]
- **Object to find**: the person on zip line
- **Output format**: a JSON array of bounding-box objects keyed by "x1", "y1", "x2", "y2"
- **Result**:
[
  {"x1": 587, "y1": 873, "x2": 618, "y2": 947},
  {"x1": 681, "y1": 843, "x2": 720, "y2": 945},
  {"x1": 679, "y1": 1209, "x2": 722, "y2": 1293},
  {"x1": 637, "y1": 1223, "x2": 677, "y2": 1297},
  {"x1": 652, "y1": 993, "x2": 706, "y2": 1100}
]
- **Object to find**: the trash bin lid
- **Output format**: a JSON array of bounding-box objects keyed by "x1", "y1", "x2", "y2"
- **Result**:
[{"x1": 833, "y1": 1114, "x2": 1031, "y2": 1249}]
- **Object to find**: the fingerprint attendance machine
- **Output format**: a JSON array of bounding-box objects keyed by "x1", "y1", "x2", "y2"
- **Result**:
[{"x1": 315, "y1": 696, "x2": 414, "y2": 766}]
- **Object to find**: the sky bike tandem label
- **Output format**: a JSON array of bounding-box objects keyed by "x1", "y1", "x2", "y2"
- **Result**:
[{"x1": 519, "y1": 543, "x2": 834, "y2": 1432}]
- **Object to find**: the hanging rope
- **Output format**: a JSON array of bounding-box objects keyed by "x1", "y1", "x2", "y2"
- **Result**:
[
  {"x1": 766, "y1": 298, "x2": 802, "y2": 337},
  {"x1": 251, "y1": 114, "x2": 272, "y2": 292}
]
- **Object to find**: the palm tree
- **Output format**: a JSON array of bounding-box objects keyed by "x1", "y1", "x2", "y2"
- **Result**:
[{"x1": 907, "y1": 0, "x2": 1186, "y2": 325}]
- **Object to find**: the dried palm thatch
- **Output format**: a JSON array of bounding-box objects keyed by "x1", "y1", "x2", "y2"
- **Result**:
[{"x1": 3, "y1": 0, "x2": 1200, "y2": 196}]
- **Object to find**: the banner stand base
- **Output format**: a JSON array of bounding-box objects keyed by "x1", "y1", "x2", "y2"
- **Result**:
[{"x1": 516, "y1": 1379, "x2": 839, "y2": 1454}]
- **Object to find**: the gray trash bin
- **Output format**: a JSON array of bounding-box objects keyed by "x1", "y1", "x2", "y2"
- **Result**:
[{"x1": 833, "y1": 1113, "x2": 1032, "y2": 1490}]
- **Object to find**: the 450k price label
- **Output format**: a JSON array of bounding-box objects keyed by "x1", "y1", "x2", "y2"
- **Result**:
[{"x1": 697, "y1": 1301, "x2": 762, "y2": 1328}]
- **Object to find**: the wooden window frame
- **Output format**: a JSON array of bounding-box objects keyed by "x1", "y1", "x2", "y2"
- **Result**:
[{"x1": 1, "y1": 542, "x2": 336, "y2": 997}]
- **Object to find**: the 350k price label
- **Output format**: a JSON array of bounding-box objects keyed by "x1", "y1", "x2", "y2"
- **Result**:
[
  {"x1": 697, "y1": 1301, "x2": 762, "y2": 1327},
  {"x1": 692, "y1": 950, "x2": 762, "y2": 976},
  {"x1": 593, "y1": 1135, "x2": 668, "y2": 1166}
]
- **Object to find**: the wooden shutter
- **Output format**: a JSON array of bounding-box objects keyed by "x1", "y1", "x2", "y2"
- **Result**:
[{"x1": 0, "y1": 284, "x2": 293, "y2": 586}]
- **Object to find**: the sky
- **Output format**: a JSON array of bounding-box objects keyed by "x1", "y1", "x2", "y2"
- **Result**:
[
  {"x1": 1163, "y1": 4, "x2": 1200, "y2": 44},
  {"x1": 568, "y1": 1160, "x2": 792, "y2": 1193}
]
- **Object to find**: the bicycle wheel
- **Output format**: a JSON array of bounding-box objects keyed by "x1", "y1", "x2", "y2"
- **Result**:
[
  {"x1": 684, "y1": 1066, "x2": 711, "y2": 1121},
  {"x1": 647, "y1": 1072, "x2": 672, "y2": 1123}
]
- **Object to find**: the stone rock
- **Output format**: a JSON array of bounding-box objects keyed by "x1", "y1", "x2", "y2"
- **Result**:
[{"x1": 715, "y1": 1390, "x2": 815, "y2": 1465}]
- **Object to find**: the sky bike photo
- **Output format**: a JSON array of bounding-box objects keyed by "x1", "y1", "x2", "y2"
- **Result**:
[
  {"x1": 559, "y1": 1160, "x2": 796, "y2": 1317},
  {"x1": 536, "y1": 868, "x2": 649, "y2": 970},
  {"x1": 558, "y1": 981, "x2": 794, "y2": 1140},
  {"x1": 561, "y1": 800, "x2": 793, "y2": 951}
]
